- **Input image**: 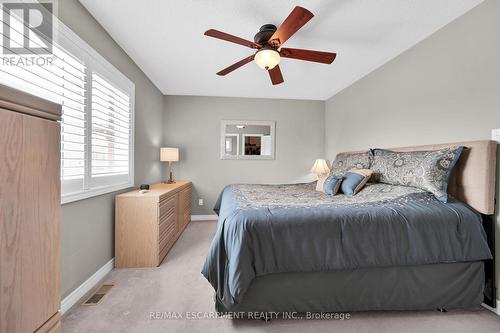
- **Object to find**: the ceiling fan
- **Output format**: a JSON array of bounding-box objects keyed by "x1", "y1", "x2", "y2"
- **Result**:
[{"x1": 204, "y1": 6, "x2": 336, "y2": 85}]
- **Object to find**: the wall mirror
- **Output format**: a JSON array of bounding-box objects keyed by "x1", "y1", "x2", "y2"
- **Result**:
[{"x1": 220, "y1": 120, "x2": 275, "y2": 160}]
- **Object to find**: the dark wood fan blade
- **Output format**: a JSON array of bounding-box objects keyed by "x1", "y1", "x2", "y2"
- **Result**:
[
  {"x1": 268, "y1": 6, "x2": 314, "y2": 47},
  {"x1": 268, "y1": 65, "x2": 284, "y2": 85},
  {"x1": 280, "y1": 48, "x2": 336, "y2": 64},
  {"x1": 205, "y1": 29, "x2": 261, "y2": 49},
  {"x1": 216, "y1": 55, "x2": 255, "y2": 76}
]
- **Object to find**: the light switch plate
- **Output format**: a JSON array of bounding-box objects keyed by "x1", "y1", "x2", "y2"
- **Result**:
[
  {"x1": 198, "y1": 199, "x2": 204, "y2": 206},
  {"x1": 492, "y1": 129, "x2": 500, "y2": 143}
]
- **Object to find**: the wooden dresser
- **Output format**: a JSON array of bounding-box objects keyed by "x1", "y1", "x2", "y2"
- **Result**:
[
  {"x1": 115, "y1": 181, "x2": 192, "y2": 268},
  {"x1": 0, "y1": 85, "x2": 61, "y2": 332}
]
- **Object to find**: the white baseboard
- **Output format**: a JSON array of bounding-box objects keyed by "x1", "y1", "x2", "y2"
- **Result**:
[
  {"x1": 482, "y1": 300, "x2": 500, "y2": 316},
  {"x1": 191, "y1": 214, "x2": 218, "y2": 221},
  {"x1": 61, "y1": 258, "x2": 115, "y2": 315}
]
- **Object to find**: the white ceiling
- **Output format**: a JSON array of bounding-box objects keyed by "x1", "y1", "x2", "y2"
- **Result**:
[{"x1": 79, "y1": 0, "x2": 483, "y2": 101}]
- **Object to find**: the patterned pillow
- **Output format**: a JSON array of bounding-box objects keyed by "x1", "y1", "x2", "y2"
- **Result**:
[
  {"x1": 370, "y1": 146, "x2": 464, "y2": 202},
  {"x1": 316, "y1": 174, "x2": 343, "y2": 195},
  {"x1": 331, "y1": 152, "x2": 371, "y2": 176},
  {"x1": 340, "y1": 169, "x2": 373, "y2": 196}
]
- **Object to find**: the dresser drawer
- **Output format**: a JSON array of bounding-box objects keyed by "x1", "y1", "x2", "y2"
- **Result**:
[
  {"x1": 159, "y1": 209, "x2": 176, "y2": 239},
  {"x1": 159, "y1": 220, "x2": 176, "y2": 251},
  {"x1": 183, "y1": 208, "x2": 191, "y2": 227},
  {"x1": 159, "y1": 222, "x2": 177, "y2": 263},
  {"x1": 179, "y1": 186, "x2": 192, "y2": 210},
  {"x1": 159, "y1": 190, "x2": 177, "y2": 205},
  {"x1": 159, "y1": 196, "x2": 176, "y2": 223}
]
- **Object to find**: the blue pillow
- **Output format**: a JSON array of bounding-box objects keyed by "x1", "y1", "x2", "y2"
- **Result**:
[
  {"x1": 316, "y1": 174, "x2": 343, "y2": 195},
  {"x1": 323, "y1": 174, "x2": 343, "y2": 195},
  {"x1": 340, "y1": 169, "x2": 373, "y2": 196}
]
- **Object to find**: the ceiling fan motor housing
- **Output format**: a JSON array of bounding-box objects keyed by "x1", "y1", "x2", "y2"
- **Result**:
[{"x1": 254, "y1": 24, "x2": 277, "y2": 45}]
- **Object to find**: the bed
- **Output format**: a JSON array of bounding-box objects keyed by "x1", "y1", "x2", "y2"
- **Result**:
[{"x1": 202, "y1": 140, "x2": 497, "y2": 314}]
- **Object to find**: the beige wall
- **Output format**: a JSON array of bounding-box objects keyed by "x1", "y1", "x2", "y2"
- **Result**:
[
  {"x1": 163, "y1": 95, "x2": 325, "y2": 215},
  {"x1": 325, "y1": 0, "x2": 500, "y2": 294},
  {"x1": 59, "y1": 0, "x2": 164, "y2": 298}
]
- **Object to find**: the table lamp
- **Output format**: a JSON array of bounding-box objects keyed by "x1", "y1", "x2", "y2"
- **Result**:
[
  {"x1": 310, "y1": 159, "x2": 330, "y2": 179},
  {"x1": 160, "y1": 147, "x2": 179, "y2": 184}
]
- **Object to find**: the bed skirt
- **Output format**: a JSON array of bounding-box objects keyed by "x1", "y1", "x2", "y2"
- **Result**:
[{"x1": 216, "y1": 261, "x2": 484, "y2": 313}]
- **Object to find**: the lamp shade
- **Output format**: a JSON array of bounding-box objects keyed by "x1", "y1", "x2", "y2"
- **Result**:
[
  {"x1": 310, "y1": 159, "x2": 330, "y2": 174},
  {"x1": 160, "y1": 147, "x2": 179, "y2": 162}
]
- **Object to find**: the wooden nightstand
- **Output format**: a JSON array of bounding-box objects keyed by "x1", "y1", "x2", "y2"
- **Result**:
[{"x1": 115, "y1": 180, "x2": 192, "y2": 268}]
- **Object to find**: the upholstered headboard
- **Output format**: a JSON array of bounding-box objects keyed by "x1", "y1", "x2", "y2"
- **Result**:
[{"x1": 339, "y1": 140, "x2": 497, "y2": 215}]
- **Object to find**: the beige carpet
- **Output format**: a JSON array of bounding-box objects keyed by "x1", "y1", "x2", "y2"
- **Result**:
[{"x1": 62, "y1": 221, "x2": 500, "y2": 333}]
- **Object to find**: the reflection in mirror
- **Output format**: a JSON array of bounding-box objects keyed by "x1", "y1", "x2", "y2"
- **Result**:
[
  {"x1": 224, "y1": 134, "x2": 239, "y2": 156},
  {"x1": 244, "y1": 135, "x2": 261, "y2": 155},
  {"x1": 221, "y1": 120, "x2": 275, "y2": 160}
]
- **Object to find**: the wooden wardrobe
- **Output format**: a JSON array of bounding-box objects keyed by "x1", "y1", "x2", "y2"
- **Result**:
[{"x1": 0, "y1": 85, "x2": 62, "y2": 333}]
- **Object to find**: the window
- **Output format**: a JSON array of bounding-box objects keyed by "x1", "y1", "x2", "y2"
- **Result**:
[{"x1": 0, "y1": 4, "x2": 135, "y2": 203}]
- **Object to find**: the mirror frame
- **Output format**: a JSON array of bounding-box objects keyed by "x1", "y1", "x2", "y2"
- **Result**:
[{"x1": 220, "y1": 120, "x2": 276, "y2": 160}]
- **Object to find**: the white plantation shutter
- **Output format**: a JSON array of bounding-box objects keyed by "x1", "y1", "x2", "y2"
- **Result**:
[
  {"x1": 0, "y1": 3, "x2": 135, "y2": 203},
  {"x1": 57, "y1": 50, "x2": 87, "y2": 195},
  {"x1": 90, "y1": 72, "x2": 132, "y2": 187}
]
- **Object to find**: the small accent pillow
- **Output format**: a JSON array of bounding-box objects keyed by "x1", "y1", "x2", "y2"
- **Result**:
[
  {"x1": 370, "y1": 146, "x2": 464, "y2": 202},
  {"x1": 331, "y1": 152, "x2": 371, "y2": 176},
  {"x1": 316, "y1": 174, "x2": 343, "y2": 195},
  {"x1": 340, "y1": 169, "x2": 373, "y2": 196}
]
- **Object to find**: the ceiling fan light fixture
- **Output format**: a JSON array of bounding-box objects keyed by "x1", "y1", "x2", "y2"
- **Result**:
[{"x1": 254, "y1": 48, "x2": 280, "y2": 70}]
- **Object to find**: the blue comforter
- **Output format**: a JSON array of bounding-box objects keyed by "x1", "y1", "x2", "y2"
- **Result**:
[{"x1": 202, "y1": 182, "x2": 491, "y2": 310}]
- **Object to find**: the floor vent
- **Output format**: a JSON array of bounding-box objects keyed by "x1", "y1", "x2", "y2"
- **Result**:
[{"x1": 82, "y1": 284, "x2": 114, "y2": 306}]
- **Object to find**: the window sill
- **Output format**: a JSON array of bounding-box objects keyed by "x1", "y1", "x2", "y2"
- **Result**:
[{"x1": 61, "y1": 182, "x2": 134, "y2": 205}]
